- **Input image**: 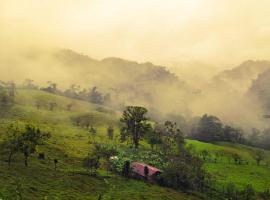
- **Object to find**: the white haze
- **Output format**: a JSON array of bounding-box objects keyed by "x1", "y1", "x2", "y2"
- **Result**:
[{"x1": 1, "y1": 0, "x2": 270, "y2": 131}]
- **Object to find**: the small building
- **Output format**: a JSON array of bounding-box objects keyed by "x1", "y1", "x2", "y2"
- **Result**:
[{"x1": 131, "y1": 162, "x2": 162, "y2": 181}]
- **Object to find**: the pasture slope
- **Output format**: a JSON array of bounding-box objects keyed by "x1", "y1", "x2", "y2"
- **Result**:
[
  {"x1": 0, "y1": 89, "x2": 269, "y2": 199},
  {"x1": 0, "y1": 89, "x2": 198, "y2": 200}
]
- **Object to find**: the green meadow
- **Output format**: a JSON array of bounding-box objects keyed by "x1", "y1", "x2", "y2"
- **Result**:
[
  {"x1": 187, "y1": 140, "x2": 270, "y2": 192},
  {"x1": 0, "y1": 89, "x2": 269, "y2": 199},
  {"x1": 0, "y1": 89, "x2": 198, "y2": 200}
]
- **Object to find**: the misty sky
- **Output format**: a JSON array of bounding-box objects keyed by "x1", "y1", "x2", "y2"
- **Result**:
[{"x1": 1, "y1": 0, "x2": 270, "y2": 68}]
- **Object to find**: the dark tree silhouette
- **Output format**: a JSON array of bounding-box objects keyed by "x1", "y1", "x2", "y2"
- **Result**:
[{"x1": 120, "y1": 106, "x2": 149, "y2": 149}]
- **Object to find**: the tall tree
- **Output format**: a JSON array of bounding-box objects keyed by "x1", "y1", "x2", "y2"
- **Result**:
[
  {"x1": 19, "y1": 125, "x2": 51, "y2": 167},
  {"x1": 146, "y1": 125, "x2": 162, "y2": 150},
  {"x1": 120, "y1": 106, "x2": 149, "y2": 149},
  {"x1": 154, "y1": 121, "x2": 185, "y2": 154},
  {"x1": 253, "y1": 150, "x2": 265, "y2": 166}
]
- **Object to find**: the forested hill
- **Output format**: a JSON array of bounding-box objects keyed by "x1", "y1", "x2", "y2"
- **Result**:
[
  {"x1": 53, "y1": 49, "x2": 200, "y2": 116},
  {"x1": 211, "y1": 60, "x2": 270, "y2": 93},
  {"x1": 55, "y1": 49, "x2": 180, "y2": 83},
  {"x1": 1, "y1": 48, "x2": 199, "y2": 117}
]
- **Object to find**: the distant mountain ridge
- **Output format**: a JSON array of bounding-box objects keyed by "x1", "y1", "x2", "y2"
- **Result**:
[
  {"x1": 211, "y1": 60, "x2": 270, "y2": 93},
  {"x1": 248, "y1": 68, "x2": 270, "y2": 111},
  {"x1": 54, "y1": 49, "x2": 198, "y2": 115},
  {"x1": 2, "y1": 48, "x2": 198, "y2": 116},
  {"x1": 2, "y1": 47, "x2": 270, "y2": 127},
  {"x1": 216, "y1": 60, "x2": 270, "y2": 80},
  {"x1": 213, "y1": 60, "x2": 270, "y2": 113},
  {"x1": 54, "y1": 49, "x2": 181, "y2": 84}
]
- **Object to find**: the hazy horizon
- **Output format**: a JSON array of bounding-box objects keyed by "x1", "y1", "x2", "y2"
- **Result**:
[
  {"x1": 1, "y1": 0, "x2": 270, "y2": 69},
  {"x1": 1, "y1": 0, "x2": 270, "y2": 131}
]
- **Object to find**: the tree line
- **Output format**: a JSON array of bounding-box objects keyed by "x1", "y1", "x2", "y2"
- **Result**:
[
  {"x1": 39, "y1": 81, "x2": 111, "y2": 105},
  {"x1": 189, "y1": 114, "x2": 246, "y2": 144}
]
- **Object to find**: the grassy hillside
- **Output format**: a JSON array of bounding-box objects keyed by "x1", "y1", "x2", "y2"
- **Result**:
[
  {"x1": 1, "y1": 89, "x2": 270, "y2": 199},
  {"x1": 187, "y1": 140, "x2": 270, "y2": 192},
  {"x1": 0, "y1": 89, "x2": 199, "y2": 200}
]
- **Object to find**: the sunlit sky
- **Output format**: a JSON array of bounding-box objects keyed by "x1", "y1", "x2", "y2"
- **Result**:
[{"x1": 1, "y1": 0, "x2": 270, "y2": 68}]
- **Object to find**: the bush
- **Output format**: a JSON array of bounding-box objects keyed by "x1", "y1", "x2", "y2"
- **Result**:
[
  {"x1": 83, "y1": 156, "x2": 100, "y2": 175},
  {"x1": 161, "y1": 153, "x2": 207, "y2": 191}
]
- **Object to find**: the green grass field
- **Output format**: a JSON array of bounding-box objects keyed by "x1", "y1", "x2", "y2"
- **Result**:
[
  {"x1": 186, "y1": 140, "x2": 270, "y2": 192},
  {"x1": 0, "y1": 89, "x2": 199, "y2": 200},
  {"x1": 1, "y1": 89, "x2": 270, "y2": 199}
]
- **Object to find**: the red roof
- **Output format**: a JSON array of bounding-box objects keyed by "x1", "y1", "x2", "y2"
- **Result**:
[{"x1": 131, "y1": 162, "x2": 162, "y2": 177}]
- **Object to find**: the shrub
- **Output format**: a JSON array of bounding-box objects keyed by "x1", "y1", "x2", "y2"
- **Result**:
[
  {"x1": 83, "y1": 156, "x2": 100, "y2": 175},
  {"x1": 161, "y1": 153, "x2": 207, "y2": 191}
]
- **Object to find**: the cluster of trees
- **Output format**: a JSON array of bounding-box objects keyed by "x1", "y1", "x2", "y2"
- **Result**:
[
  {"x1": 119, "y1": 106, "x2": 185, "y2": 153},
  {"x1": 148, "y1": 121, "x2": 185, "y2": 154},
  {"x1": 4, "y1": 123, "x2": 51, "y2": 167},
  {"x1": 79, "y1": 106, "x2": 208, "y2": 192},
  {"x1": 0, "y1": 81, "x2": 16, "y2": 107},
  {"x1": 248, "y1": 128, "x2": 270, "y2": 150},
  {"x1": 190, "y1": 114, "x2": 246, "y2": 144},
  {"x1": 62, "y1": 84, "x2": 111, "y2": 105},
  {"x1": 188, "y1": 114, "x2": 270, "y2": 151},
  {"x1": 117, "y1": 107, "x2": 269, "y2": 195},
  {"x1": 118, "y1": 106, "x2": 208, "y2": 191},
  {"x1": 39, "y1": 82, "x2": 111, "y2": 105}
]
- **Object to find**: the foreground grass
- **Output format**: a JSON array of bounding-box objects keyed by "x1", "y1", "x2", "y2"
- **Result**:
[
  {"x1": 0, "y1": 160, "x2": 198, "y2": 200},
  {"x1": 0, "y1": 89, "x2": 199, "y2": 200}
]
